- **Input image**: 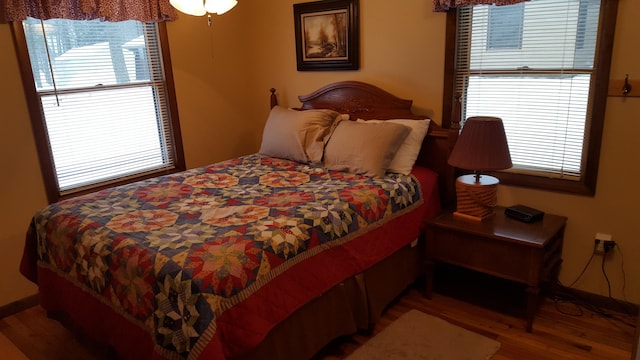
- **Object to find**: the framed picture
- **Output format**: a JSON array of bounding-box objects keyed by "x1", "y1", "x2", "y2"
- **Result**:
[{"x1": 293, "y1": 0, "x2": 359, "y2": 71}]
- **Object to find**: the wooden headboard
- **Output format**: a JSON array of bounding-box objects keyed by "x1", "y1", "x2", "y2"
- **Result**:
[{"x1": 269, "y1": 81, "x2": 459, "y2": 209}]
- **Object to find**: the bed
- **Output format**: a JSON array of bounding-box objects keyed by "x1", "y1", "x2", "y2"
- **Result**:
[{"x1": 20, "y1": 81, "x2": 459, "y2": 360}]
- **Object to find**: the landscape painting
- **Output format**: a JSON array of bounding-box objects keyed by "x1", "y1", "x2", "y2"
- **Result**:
[
  {"x1": 302, "y1": 10, "x2": 348, "y2": 61},
  {"x1": 294, "y1": 0, "x2": 359, "y2": 71}
]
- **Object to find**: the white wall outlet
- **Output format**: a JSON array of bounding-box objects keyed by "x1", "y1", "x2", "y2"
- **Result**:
[{"x1": 594, "y1": 233, "x2": 614, "y2": 255}]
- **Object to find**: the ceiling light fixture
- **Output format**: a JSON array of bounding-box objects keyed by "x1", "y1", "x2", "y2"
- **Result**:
[{"x1": 170, "y1": 0, "x2": 238, "y2": 26}]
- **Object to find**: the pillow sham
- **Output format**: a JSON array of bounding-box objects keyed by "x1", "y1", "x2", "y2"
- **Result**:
[
  {"x1": 259, "y1": 106, "x2": 340, "y2": 163},
  {"x1": 324, "y1": 120, "x2": 411, "y2": 178},
  {"x1": 356, "y1": 118, "x2": 431, "y2": 175}
]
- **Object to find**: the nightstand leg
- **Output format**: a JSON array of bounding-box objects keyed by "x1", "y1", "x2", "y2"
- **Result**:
[
  {"x1": 424, "y1": 259, "x2": 434, "y2": 299},
  {"x1": 525, "y1": 285, "x2": 540, "y2": 332}
]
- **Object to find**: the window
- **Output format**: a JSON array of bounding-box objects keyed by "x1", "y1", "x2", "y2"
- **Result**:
[
  {"x1": 444, "y1": 0, "x2": 618, "y2": 195},
  {"x1": 13, "y1": 19, "x2": 185, "y2": 203},
  {"x1": 487, "y1": 3, "x2": 524, "y2": 50}
]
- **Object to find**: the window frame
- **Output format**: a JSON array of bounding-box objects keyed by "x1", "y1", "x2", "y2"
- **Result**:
[
  {"x1": 441, "y1": 0, "x2": 619, "y2": 196},
  {"x1": 10, "y1": 21, "x2": 185, "y2": 204}
]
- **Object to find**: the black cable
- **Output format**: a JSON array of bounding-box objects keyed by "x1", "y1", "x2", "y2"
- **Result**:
[
  {"x1": 601, "y1": 245, "x2": 636, "y2": 317},
  {"x1": 555, "y1": 288, "x2": 636, "y2": 329},
  {"x1": 553, "y1": 243, "x2": 636, "y2": 329},
  {"x1": 601, "y1": 254, "x2": 612, "y2": 298},
  {"x1": 616, "y1": 246, "x2": 637, "y2": 318},
  {"x1": 617, "y1": 244, "x2": 628, "y2": 302},
  {"x1": 565, "y1": 244, "x2": 596, "y2": 288},
  {"x1": 552, "y1": 296, "x2": 583, "y2": 317}
]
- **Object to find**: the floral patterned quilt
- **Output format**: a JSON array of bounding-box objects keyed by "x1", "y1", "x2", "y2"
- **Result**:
[{"x1": 26, "y1": 154, "x2": 432, "y2": 359}]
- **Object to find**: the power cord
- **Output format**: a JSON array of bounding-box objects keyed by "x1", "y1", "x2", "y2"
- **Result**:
[
  {"x1": 553, "y1": 242, "x2": 636, "y2": 329},
  {"x1": 553, "y1": 288, "x2": 636, "y2": 331},
  {"x1": 618, "y1": 245, "x2": 628, "y2": 302},
  {"x1": 600, "y1": 244, "x2": 635, "y2": 317},
  {"x1": 565, "y1": 242, "x2": 596, "y2": 288}
]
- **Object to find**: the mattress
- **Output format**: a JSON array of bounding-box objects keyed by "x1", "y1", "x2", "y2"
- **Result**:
[{"x1": 21, "y1": 154, "x2": 440, "y2": 359}]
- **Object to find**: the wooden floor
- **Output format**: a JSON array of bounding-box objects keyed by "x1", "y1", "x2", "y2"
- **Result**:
[
  {"x1": 0, "y1": 287, "x2": 635, "y2": 359},
  {"x1": 318, "y1": 288, "x2": 635, "y2": 360}
]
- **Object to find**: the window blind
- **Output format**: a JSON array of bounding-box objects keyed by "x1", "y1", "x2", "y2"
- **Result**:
[
  {"x1": 454, "y1": 0, "x2": 601, "y2": 180},
  {"x1": 23, "y1": 18, "x2": 177, "y2": 192}
]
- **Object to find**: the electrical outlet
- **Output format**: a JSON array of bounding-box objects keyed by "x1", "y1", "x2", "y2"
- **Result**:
[
  {"x1": 594, "y1": 233, "x2": 614, "y2": 255},
  {"x1": 594, "y1": 239, "x2": 605, "y2": 254},
  {"x1": 603, "y1": 240, "x2": 616, "y2": 253}
]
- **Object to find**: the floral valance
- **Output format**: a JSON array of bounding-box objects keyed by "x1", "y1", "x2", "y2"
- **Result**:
[
  {"x1": 0, "y1": 0, "x2": 178, "y2": 23},
  {"x1": 433, "y1": 0, "x2": 529, "y2": 12}
]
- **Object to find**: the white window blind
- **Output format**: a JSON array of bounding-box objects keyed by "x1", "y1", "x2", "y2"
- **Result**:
[
  {"x1": 455, "y1": 0, "x2": 601, "y2": 180},
  {"x1": 22, "y1": 18, "x2": 177, "y2": 193}
]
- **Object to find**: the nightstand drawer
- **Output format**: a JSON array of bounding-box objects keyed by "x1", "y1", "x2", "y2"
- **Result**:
[{"x1": 429, "y1": 229, "x2": 538, "y2": 284}]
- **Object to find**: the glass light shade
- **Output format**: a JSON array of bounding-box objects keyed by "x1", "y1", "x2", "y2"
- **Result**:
[
  {"x1": 205, "y1": 0, "x2": 238, "y2": 14},
  {"x1": 169, "y1": 0, "x2": 207, "y2": 16}
]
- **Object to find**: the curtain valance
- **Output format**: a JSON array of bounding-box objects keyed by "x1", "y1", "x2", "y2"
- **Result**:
[
  {"x1": 0, "y1": 0, "x2": 178, "y2": 23},
  {"x1": 433, "y1": 0, "x2": 528, "y2": 12}
]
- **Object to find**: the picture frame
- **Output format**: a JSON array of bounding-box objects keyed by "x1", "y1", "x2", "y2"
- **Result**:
[{"x1": 293, "y1": 0, "x2": 359, "y2": 71}]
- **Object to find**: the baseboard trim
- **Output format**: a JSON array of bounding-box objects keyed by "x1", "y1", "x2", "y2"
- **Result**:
[
  {"x1": 554, "y1": 285, "x2": 638, "y2": 316},
  {"x1": 0, "y1": 294, "x2": 39, "y2": 320}
]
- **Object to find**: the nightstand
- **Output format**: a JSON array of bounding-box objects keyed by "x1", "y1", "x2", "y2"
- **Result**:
[{"x1": 424, "y1": 206, "x2": 567, "y2": 332}]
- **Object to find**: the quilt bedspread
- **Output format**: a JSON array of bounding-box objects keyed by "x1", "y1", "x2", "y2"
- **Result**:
[{"x1": 27, "y1": 154, "x2": 427, "y2": 359}]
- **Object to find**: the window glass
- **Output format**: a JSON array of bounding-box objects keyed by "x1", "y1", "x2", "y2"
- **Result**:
[
  {"x1": 487, "y1": 3, "x2": 524, "y2": 50},
  {"x1": 450, "y1": 0, "x2": 613, "y2": 194},
  {"x1": 19, "y1": 19, "x2": 184, "y2": 199}
]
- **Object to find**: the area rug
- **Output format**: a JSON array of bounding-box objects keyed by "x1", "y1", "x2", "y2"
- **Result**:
[{"x1": 346, "y1": 310, "x2": 501, "y2": 360}]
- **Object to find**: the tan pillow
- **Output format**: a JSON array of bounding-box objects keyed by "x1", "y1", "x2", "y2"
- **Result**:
[
  {"x1": 324, "y1": 120, "x2": 411, "y2": 178},
  {"x1": 259, "y1": 106, "x2": 339, "y2": 163},
  {"x1": 356, "y1": 118, "x2": 431, "y2": 174}
]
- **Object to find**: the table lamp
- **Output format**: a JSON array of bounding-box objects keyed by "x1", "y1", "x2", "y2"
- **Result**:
[{"x1": 448, "y1": 116, "x2": 512, "y2": 221}]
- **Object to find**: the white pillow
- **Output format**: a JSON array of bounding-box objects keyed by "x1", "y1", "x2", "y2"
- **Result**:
[{"x1": 356, "y1": 118, "x2": 431, "y2": 174}]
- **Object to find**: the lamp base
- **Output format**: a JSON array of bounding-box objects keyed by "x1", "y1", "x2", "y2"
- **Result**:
[
  {"x1": 453, "y1": 210, "x2": 494, "y2": 222},
  {"x1": 454, "y1": 174, "x2": 499, "y2": 221}
]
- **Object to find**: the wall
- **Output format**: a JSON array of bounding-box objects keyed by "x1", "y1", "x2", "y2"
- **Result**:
[
  {"x1": 0, "y1": 24, "x2": 44, "y2": 304},
  {"x1": 244, "y1": 0, "x2": 640, "y2": 303},
  {"x1": 0, "y1": 0, "x2": 638, "y2": 307},
  {"x1": 499, "y1": 0, "x2": 640, "y2": 300}
]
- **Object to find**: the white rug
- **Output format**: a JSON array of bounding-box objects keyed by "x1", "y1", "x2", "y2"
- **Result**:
[{"x1": 346, "y1": 310, "x2": 500, "y2": 360}]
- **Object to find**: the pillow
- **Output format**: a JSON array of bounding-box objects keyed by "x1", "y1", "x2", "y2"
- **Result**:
[
  {"x1": 356, "y1": 118, "x2": 431, "y2": 174},
  {"x1": 324, "y1": 120, "x2": 411, "y2": 178},
  {"x1": 259, "y1": 106, "x2": 340, "y2": 163}
]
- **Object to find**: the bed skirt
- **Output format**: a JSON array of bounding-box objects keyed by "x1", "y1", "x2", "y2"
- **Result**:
[
  {"x1": 237, "y1": 237, "x2": 424, "y2": 360},
  {"x1": 37, "y1": 237, "x2": 424, "y2": 360}
]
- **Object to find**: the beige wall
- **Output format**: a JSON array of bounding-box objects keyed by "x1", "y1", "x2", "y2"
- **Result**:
[{"x1": 0, "y1": 0, "x2": 638, "y2": 307}]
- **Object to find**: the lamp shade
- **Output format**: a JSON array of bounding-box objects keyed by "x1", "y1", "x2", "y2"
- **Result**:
[{"x1": 448, "y1": 116, "x2": 512, "y2": 172}]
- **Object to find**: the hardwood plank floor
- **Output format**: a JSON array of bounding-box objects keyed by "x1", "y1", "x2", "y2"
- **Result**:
[
  {"x1": 0, "y1": 287, "x2": 635, "y2": 359},
  {"x1": 317, "y1": 288, "x2": 635, "y2": 360}
]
